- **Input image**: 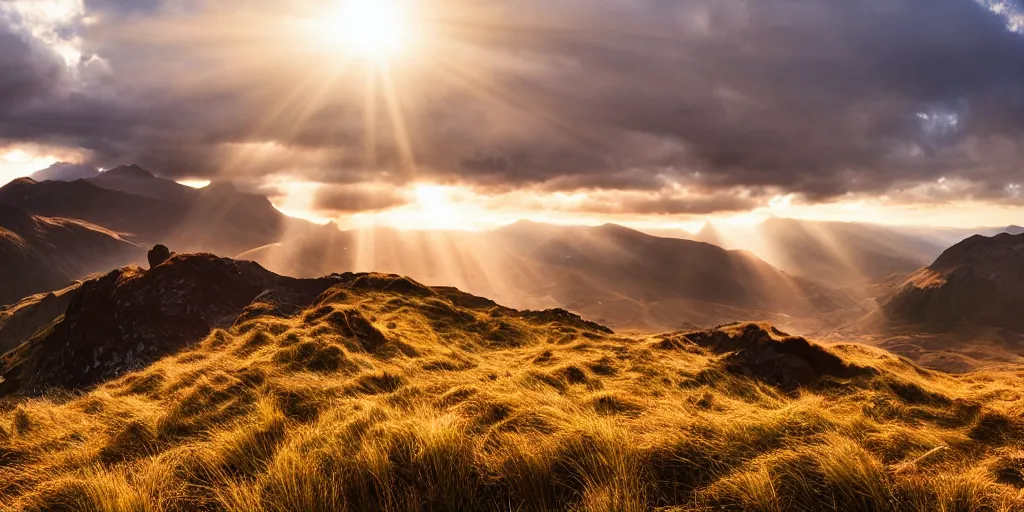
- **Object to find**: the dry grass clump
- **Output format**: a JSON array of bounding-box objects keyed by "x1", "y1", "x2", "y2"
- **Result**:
[{"x1": 2, "y1": 284, "x2": 1023, "y2": 511}]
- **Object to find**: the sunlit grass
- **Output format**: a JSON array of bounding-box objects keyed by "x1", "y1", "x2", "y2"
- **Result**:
[{"x1": 1, "y1": 280, "x2": 1022, "y2": 510}]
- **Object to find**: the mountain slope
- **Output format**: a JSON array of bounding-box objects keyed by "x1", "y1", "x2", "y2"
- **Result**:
[
  {"x1": 695, "y1": 218, "x2": 946, "y2": 288},
  {"x1": 0, "y1": 285, "x2": 76, "y2": 355},
  {"x1": 0, "y1": 255, "x2": 1021, "y2": 510},
  {"x1": 240, "y1": 222, "x2": 856, "y2": 332},
  {"x1": 0, "y1": 169, "x2": 309, "y2": 256},
  {"x1": 884, "y1": 232, "x2": 1024, "y2": 332},
  {"x1": 0, "y1": 202, "x2": 144, "y2": 305}
]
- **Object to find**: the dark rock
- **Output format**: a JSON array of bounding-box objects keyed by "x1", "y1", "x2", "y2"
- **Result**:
[
  {"x1": 148, "y1": 244, "x2": 173, "y2": 268},
  {"x1": 0, "y1": 253, "x2": 342, "y2": 396},
  {"x1": 350, "y1": 273, "x2": 435, "y2": 296},
  {"x1": 687, "y1": 323, "x2": 874, "y2": 391},
  {"x1": 519, "y1": 308, "x2": 614, "y2": 334}
]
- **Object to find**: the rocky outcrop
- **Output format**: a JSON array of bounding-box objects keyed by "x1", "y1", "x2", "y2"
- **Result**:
[
  {"x1": 678, "y1": 323, "x2": 874, "y2": 390},
  {"x1": 148, "y1": 244, "x2": 173, "y2": 268},
  {"x1": 0, "y1": 254, "x2": 342, "y2": 396}
]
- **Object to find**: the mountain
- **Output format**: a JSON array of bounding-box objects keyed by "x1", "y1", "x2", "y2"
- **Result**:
[
  {"x1": 0, "y1": 284, "x2": 76, "y2": 355},
  {"x1": 86, "y1": 164, "x2": 195, "y2": 202},
  {"x1": 0, "y1": 202, "x2": 144, "y2": 305},
  {"x1": 0, "y1": 167, "x2": 311, "y2": 256},
  {"x1": 240, "y1": 222, "x2": 856, "y2": 332},
  {"x1": 1, "y1": 253, "x2": 1021, "y2": 510},
  {"x1": 694, "y1": 218, "x2": 948, "y2": 288},
  {"x1": 884, "y1": 232, "x2": 1024, "y2": 332}
]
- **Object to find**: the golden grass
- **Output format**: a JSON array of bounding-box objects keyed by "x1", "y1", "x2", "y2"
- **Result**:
[{"x1": 1, "y1": 284, "x2": 1023, "y2": 511}]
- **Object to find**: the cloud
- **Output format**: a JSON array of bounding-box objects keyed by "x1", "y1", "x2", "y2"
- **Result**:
[
  {"x1": 30, "y1": 161, "x2": 98, "y2": 181},
  {"x1": 313, "y1": 183, "x2": 412, "y2": 213},
  {"x1": 0, "y1": 17, "x2": 67, "y2": 111},
  {"x1": 0, "y1": 0, "x2": 1023, "y2": 215}
]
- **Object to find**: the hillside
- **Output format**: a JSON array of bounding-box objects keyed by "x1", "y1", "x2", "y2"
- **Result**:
[
  {"x1": 0, "y1": 202, "x2": 143, "y2": 305},
  {"x1": 241, "y1": 222, "x2": 856, "y2": 332},
  {"x1": 695, "y1": 218, "x2": 945, "y2": 289},
  {"x1": 0, "y1": 168, "x2": 309, "y2": 256},
  {"x1": 0, "y1": 285, "x2": 77, "y2": 356},
  {"x1": 1, "y1": 254, "x2": 1022, "y2": 510},
  {"x1": 884, "y1": 232, "x2": 1024, "y2": 332}
]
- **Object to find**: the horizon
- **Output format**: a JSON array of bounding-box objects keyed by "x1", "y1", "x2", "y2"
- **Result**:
[{"x1": 3, "y1": 161, "x2": 1023, "y2": 233}]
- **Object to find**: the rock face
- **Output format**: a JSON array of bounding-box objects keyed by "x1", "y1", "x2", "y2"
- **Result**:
[
  {"x1": 0, "y1": 254, "x2": 342, "y2": 396},
  {"x1": 148, "y1": 244, "x2": 173, "y2": 268},
  {"x1": 0, "y1": 202, "x2": 144, "y2": 305},
  {"x1": 677, "y1": 323, "x2": 873, "y2": 390},
  {"x1": 884, "y1": 233, "x2": 1024, "y2": 332}
]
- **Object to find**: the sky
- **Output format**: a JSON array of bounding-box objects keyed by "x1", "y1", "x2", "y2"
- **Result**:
[{"x1": 1, "y1": 0, "x2": 1023, "y2": 231}]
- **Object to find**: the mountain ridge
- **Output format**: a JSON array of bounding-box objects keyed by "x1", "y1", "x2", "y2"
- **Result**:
[
  {"x1": 0, "y1": 166, "x2": 309, "y2": 257},
  {"x1": 0, "y1": 203, "x2": 144, "y2": 306},
  {"x1": 884, "y1": 232, "x2": 1024, "y2": 332}
]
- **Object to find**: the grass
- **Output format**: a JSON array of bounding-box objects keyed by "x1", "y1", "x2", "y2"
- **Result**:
[{"x1": 1, "y1": 280, "x2": 1023, "y2": 511}]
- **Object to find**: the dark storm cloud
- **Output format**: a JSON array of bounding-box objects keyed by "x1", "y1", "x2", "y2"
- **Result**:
[
  {"x1": 2, "y1": 0, "x2": 1024, "y2": 213},
  {"x1": 0, "y1": 19, "x2": 66, "y2": 111}
]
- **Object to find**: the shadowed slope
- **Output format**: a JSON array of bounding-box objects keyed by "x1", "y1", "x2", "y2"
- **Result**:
[
  {"x1": 0, "y1": 169, "x2": 315, "y2": 257},
  {"x1": 0, "y1": 202, "x2": 144, "y2": 305},
  {"x1": 0, "y1": 285, "x2": 77, "y2": 356},
  {"x1": 0, "y1": 255, "x2": 1022, "y2": 510},
  {"x1": 885, "y1": 233, "x2": 1024, "y2": 332}
]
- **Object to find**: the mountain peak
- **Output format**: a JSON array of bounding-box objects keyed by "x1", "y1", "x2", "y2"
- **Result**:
[
  {"x1": 2, "y1": 177, "x2": 38, "y2": 189},
  {"x1": 103, "y1": 164, "x2": 156, "y2": 179},
  {"x1": 886, "y1": 232, "x2": 1024, "y2": 331}
]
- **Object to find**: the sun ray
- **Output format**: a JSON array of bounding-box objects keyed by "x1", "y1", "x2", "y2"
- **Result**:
[
  {"x1": 380, "y1": 63, "x2": 418, "y2": 176},
  {"x1": 363, "y1": 65, "x2": 379, "y2": 171},
  {"x1": 424, "y1": 50, "x2": 609, "y2": 153}
]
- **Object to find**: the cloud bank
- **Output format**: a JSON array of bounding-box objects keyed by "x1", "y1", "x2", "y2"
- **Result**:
[{"x1": 1, "y1": 0, "x2": 1023, "y2": 216}]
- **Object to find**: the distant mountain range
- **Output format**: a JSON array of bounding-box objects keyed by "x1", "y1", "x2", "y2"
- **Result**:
[
  {"x1": 691, "y1": 217, "x2": 1021, "y2": 290},
  {"x1": 241, "y1": 221, "x2": 856, "y2": 332},
  {"x1": 0, "y1": 165, "x2": 311, "y2": 257},
  {"x1": 0, "y1": 202, "x2": 143, "y2": 305},
  {"x1": 3, "y1": 163, "x2": 1021, "y2": 368}
]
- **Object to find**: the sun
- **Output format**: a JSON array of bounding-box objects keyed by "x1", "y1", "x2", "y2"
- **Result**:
[{"x1": 325, "y1": 0, "x2": 409, "y2": 59}]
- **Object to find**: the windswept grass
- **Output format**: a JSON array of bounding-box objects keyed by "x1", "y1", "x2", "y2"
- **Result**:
[{"x1": 1, "y1": 283, "x2": 1023, "y2": 511}]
